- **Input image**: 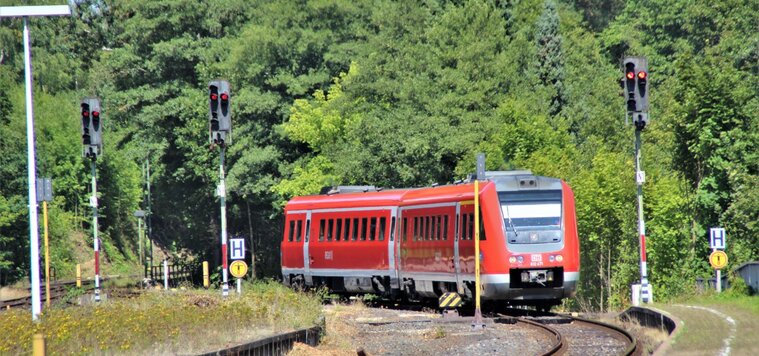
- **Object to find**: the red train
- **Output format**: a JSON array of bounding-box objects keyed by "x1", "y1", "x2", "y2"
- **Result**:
[{"x1": 280, "y1": 171, "x2": 579, "y2": 308}]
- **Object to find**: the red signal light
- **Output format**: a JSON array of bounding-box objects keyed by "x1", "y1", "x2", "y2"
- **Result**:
[
  {"x1": 626, "y1": 71, "x2": 635, "y2": 80},
  {"x1": 637, "y1": 71, "x2": 647, "y2": 80},
  {"x1": 82, "y1": 111, "x2": 89, "y2": 117},
  {"x1": 220, "y1": 93, "x2": 229, "y2": 101},
  {"x1": 210, "y1": 93, "x2": 218, "y2": 101},
  {"x1": 92, "y1": 111, "x2": 100, "y2": 117}
]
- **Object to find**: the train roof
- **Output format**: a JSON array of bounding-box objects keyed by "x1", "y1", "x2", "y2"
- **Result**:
[
  {"x1": 285, "y1": 182, "x2": 489, "y2": 211},
  {"x1": 284, "y1": 172, "x2": 566, "y2": 212}
]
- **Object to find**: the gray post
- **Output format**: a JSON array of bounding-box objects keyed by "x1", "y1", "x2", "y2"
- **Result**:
[
  {"x1": 715, "y1": 248, "x2": 722, "y2": 293},
  {"x1": 91, "y1": 160, "x2": 101, "y2": 302},
  {"x1": 635, "y1": 129, "x2": 651, "y2": 303},
  {"x1": 220, "y1": 148, "x2": 229, "y2": 297},
  {"x1": 0, "y1": 4, "x2": 71, "y2": 321},
  {"x1": 137, "y1": 217, "x2": 143, "y2": 264},
  {"x1": 163, "y1": 259, "x2": 169, "y2": 290}
]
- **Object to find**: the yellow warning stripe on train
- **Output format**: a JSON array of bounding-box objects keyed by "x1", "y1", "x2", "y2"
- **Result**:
[{"x1": 438, "y1": 292, "x2": 463, "y2": 308}]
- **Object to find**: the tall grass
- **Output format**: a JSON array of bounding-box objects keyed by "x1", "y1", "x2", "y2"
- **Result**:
[{"x1": 0, "y1": 280, "x2": 321, "y2": 355}]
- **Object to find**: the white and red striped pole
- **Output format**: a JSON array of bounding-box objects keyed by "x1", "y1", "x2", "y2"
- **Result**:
[
  {"x1": 219, "y1": 148, "x2": 229, "y2": 297},
  {"x1": 635, "y1": 129, "x2": 651, "y2": 303},
  {"x1": 91, "y1": 160, "x2": 100, "y2": 302}
]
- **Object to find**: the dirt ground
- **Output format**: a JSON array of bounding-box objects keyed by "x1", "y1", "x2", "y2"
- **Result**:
[
  {"x1": 292, "y1": 301, "x2": 554, "y2": 356},
  {"x1": 0, "y1": 287, "x2": 28, "y2": 301}
]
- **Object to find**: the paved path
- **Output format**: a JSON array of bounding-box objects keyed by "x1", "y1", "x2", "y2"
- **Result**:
[{"x1": 673, "y1": 304, "x2": 737, "y2": 356}]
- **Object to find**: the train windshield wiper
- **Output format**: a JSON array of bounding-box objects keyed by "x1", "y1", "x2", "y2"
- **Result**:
[{"x1": 504, "y1": 204, "x2": 518, "y2": 237}]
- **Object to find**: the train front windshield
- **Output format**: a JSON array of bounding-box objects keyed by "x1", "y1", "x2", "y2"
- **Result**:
[{"x1": 498, "y1": 190, "x2": 562, "y2": 244}]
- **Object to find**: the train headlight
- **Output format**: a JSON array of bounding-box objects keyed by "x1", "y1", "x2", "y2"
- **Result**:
[
  {"x1": 509, "y1": 257, "x2": 517, "y2": 264},
  {"x1": 521, "y1": 271, "x2": 529, "y2": 282},
  {"x1": 547, "y1": 271, "x2": 554, "y2": 282},
  {"x1": 556, "y1": 255, "x2": 563, "y2": 262},
  {"x1": 517, "y1": 256, "x2": 524, "y2": 263},
  {"x1": 549, "y1": 255, "x2": 555, "y2": 262}
]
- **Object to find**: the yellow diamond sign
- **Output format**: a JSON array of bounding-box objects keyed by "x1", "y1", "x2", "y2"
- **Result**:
[{"x1": 709, "y1": 251, "x2": 728, "y2": 270}]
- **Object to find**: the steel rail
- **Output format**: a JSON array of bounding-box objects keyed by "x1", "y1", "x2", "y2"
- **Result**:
[
  {"x1": 569, "y1": 316, "x2": 639, "y2": 356},
  {"x1": 514, "y1": 317, "x2": 566, "y2": 355}
]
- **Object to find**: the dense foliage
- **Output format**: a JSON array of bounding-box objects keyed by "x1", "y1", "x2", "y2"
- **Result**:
[{"x1": 0, "y1": 0, "x2": 756, "y2": 310}]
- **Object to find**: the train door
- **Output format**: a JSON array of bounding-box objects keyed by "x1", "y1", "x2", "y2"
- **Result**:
[
  {"x1": 454, "y1": 203, "x2": 463, "y2": 294},
  {"x1": 457, "y1": 202, "x2": 475, "y2": 296},
  {"x1": 390, "y1": 208, "x2": 406, "y2": 288},
  {"x1": 303, "y1": 211, "x2": 312, "y2": 286},
  {"x1": 389, "y1": 207, "x2": 399, "y2": 285}
]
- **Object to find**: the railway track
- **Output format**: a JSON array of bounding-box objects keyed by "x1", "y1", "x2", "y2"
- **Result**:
[
  {"x1": 0, "y1": 276, "x2": 142, "y2": 311},
  {"x1": 315, "y1": 298, "x2": 642, "y2": 355},
  {"x1": 502, "y1": 313, "x2": 639, "y2": 356}
]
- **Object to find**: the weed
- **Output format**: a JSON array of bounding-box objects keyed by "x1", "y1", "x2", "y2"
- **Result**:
[
  {"x1": 0, "y1": 281, "x2": 322, "y2": 355},
  {"x1": 424, "y1": 326, "x2": 446, "y2": 339}
]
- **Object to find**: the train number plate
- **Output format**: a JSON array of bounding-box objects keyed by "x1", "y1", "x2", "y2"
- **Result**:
[
  {"x1": 530, "y1": 254, "x2": 543, "y2": 267},
  {"x1": 325, "y1": 251, "x2": 333, "y2": 260}
]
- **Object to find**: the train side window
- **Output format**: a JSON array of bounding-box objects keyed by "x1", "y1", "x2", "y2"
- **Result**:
[
  {"x1": 327, "y1": 219, "x2": 334, "y2": 241},
  {"x1": 369, "y1": 217, "x2": 377, "y2": 241},
  {"x1": 379, "y1": 217, "x2": 387, "y2": 241},
  {"x1": 287, "y1": 220, "x2": 295, "y2": 242},
  {"x1": 296, "y1": 220, "x2": 302, "y2": 242},
  {"x1": 319, "y1": 219, "x2": 325, "y2": 241},
  {"x1": 345, "y1": 218, "x2": 352, "y2": 242},
  {"x1": 352, "y1": 218, "x2": 359, "y2": 241},
  {"x1": 443, "y1": 215, "x2": 449, "y2": 241},
  {"x1": 479, "y1": 209, "x2": 486, "y2": 240},
  {"x1": 418, "y1": 217, "x2": 424, "y2": 241},
  {"x1": 335, "y1": 219, "x2": 343, "y2": 241},
  {"x1": 388, "y1": 217, "x2": 394, "y2": 242},
  {"x1": 461, "y1": 213, "x2": 469, "y2": 240},
  {"x1": 454, "y1": 213, "x2": 459, "y2": 241},
  {"x1": 422, "y1": 216, "x2": 430, "y2": 241},
  {"x1": 436, "y1": 216, "x2": 442, "y2": 241},
  {"x1": 402, "y1": 217, "x2": 407, "y2": 241},
  {"x1": 437, "y1": 216, "x2": 443, "y2": 240},
  {"x1": 344, "y1": 218, "x2": 350, "y2": 241},
  {"x1": 430, "y1": 216, "x2": 436, "y2": 241},
  {"x1": 361, "y1": 218, "x2": 368, "y2": 241},
  {"x1": 468, "y1": 213, "x2": 475, "y2": 241},
  {"x1": 413, "y1": 217, "x2": 419, "y2": 241}
]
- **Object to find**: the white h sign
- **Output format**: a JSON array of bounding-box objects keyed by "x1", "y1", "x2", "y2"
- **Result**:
[
  {"x1": 230, "y1": 238, "x2": 245, "y2": 260},
  {"x1": 710, "y1": 228, "x2": 726, "y2": 250}
]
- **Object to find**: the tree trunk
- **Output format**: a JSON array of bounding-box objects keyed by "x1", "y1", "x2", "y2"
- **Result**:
[{"x1": 246, "y1": 200, "x2": 256, "y2": 279}]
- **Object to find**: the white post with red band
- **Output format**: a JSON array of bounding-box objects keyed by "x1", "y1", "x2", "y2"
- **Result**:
[
  {"x1": 220, "y1": 148, "x2": 229, "y2": 297},
  {"x1": 91, "y1": 160, "x2": 100, "y2": 302},
  {"x1": 635, "y1": 129, "x2": 652, "y2": 303}
]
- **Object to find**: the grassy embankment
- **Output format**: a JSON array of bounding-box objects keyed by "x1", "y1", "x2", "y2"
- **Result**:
[
  {"x1": 655, "y1": 291, "x2": 759, "y2": 355},
  {"x1": 0, "y1": 280, "x2": 322, "y2": 355}
]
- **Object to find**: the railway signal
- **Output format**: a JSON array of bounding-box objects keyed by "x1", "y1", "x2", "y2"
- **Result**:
[
  {"x1": 208, "y1": 79, "x2": 232, "y2": 298},
  {"x1": 81, "y1": 97, "x2": 102, "y2": 159},
  {"x1": 622, "y1": 56, "x2": 653, "y2": 304},
  {"x1": 622, "y1": 56, "x2": 649, "y2": 130},
  {"x1": 208, "y1": 80, "x2": 231, "y2": 146},
  {"x1": 80, "y1": 97, "x2": 103, "y2": 302}
]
